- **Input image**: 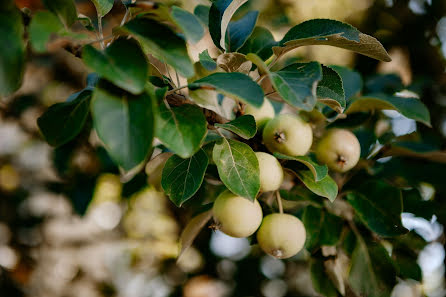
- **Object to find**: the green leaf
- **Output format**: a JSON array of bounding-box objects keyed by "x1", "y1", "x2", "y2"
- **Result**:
[
  {"x1": 310, "y1": 258, "x2": 339, "y2": 297},
  {"x1": 213, "y1": 138, "x2": 260, "y2": 200},
  {"x1": 119, "y1": 18, "x2": 194, "y2": 78},
  {"x1": 29, "y1": 11, "x2": 64, "y2": 53},
  {"x1": 330, "y1": 65, "x2": 362, "y2": 101},
  {"x1": 349, "y1": 239, "x2": 397, "y2": 297},
  {"x1": 394, "y1": 250, "x2": 422, "y2": 281},
  {"x1": 161, "y1": 150, "x2": 209, "y2": 207},
  {"x1": 215, "y1": 115, "x2": 257, "y2": 139},
  {"x1": 38, "y1": 90, "x2": 91, "y2": 146},
  {"x1": 274, "y1": 19, "x2": 391, "y2": 62},
  {"x1": 346, "y1": 180, "x2": 407, "y2": 237},
  {"x1": 199, "y1": 50, "x2": 217, "y2": 71},
  {"x1": 171, "y1": 6, "x2": 204, "y2": 44},
  {"x1": 209, "y1": 0, "x2": 247, "y2": 50},
  {"x1": 178, "y1": 210, "x2": 212, "y2": 259},
  {"x1": 346, "y1": 93, "x2": 431, "y2": 126},
  {"x1": 91, "y1": 0, "x2": 114, "y2": 17},
  {"x1": 189, "y1": 72, "x2": 264, "y2": 108},
  {"x1": 239, "y1": 26, "x2": 277, "y2": 61},
  {"x1": 194, "y1": 5, "x2": 210, "y2": 26},
  {"x1": 287, "y1": 168, "x2": 338, "y2": 202},
  {"x1": 225, "y1": 11, "x2": 259, "y2": 52},
  {"x1": 91, "y1": 84, "x2": 154, "y2": 171},
  {"x1": 317, "y1": 65, "x2": 345, "y2": 113},
  {"x1": 0, "y1": 4, "x2": 25, "y2": 96},
  {"x1": 269, "y1": 62, "x2": 322, "y2": 111},
  {"x1": 275, "y1": 153, "x2": 328, "y2": 181},
  {"x1": 155, "y1": 103, "x2": 207, "y2": 159},
  {"x1": 320, "y1": 212, "x2": 343, "y2": 246},
  {"x1": 42, "y1": 0, "x2": 77, "y2": 27},
  {"x1": 83, "y1": 38, "x2": 148, "y2": 94}
]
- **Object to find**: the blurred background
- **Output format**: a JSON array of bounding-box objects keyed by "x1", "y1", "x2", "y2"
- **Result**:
[{"x1": 1, "y1": 0, "x2": 446, "y2": 296}]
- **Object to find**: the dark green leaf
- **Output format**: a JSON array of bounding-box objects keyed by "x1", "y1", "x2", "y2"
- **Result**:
[
  {"x1": 0, "y1": 4, "x2": 25, "y2": 96},
  {"x1": 42, "y1": 0, "x2": 77, "y2": 27},
  {"x1": 365, "y1": 74, "x2": 403, "y2": 94},
  {"x1": 29, "y1": 11, "x2": 64, "y2": 53},
  {"x1": 189, "y1": 72, "x2": 264, "y2": 108},
  {"x1": 330, "y1": 65, "x2": 362, "y2": 101},
  {"x1": 215, "y1": 115, "x2": 257, "y2": 139},
  {"x1": 394, "y1": 250, "x2": 422, "y2": 281},
  {"x1": 310, "y1": 258, "x2": 339, "y2": 297},
  {"x1": 275, "y1": 19, "x2": 391, "y2": 62},
  {"x1": 275, "y1": 153, "x2": 328, "y2": 181},
  {"x1": 213, "y1": 138, "x2": 260, "y2": 200},
  {"x1": 91, "y1": 84, "x2": 154, "y2": 171},
  {"x1": 194, "y1": 5, "x2": 210, "y2": 26},
  {"x1": 320, "y1": 212, "x2": 343, "y2": 246},
  {"x1": 269, "y1": 62, "x2": 322, "y2": 111},
  {"x1": 199, "y1": 50, "x2": 217, "y2": 71},
  {"x1": 38, "y1": 90, "x2": 91, "y2": 146},
  {"x1": 346, "y1": 180, "x2": 407, "y2": 237},
  {"x1": 119, "y1": 18, "x2": 194, "y2": 78},
  {"x1": 155, "y1": 104, "x2": 207, "y2": 158},
  {"x1": 317, "y1": 65, "x2": 345, "y2": 113},
  {"x1": 171, "y1": 6, "x2": 204, "y2": 44},
  {"x1": 161, "y1": 150, "x2": 209, "y2": 207},
  {"x1": 226, "y1": 11, "x2": 259, "y2": 52},
  {"x1": 91, "y1": 0, "x2": 114, "y2": 17},
  {"x1": 83, "y1": 38, "x2": 148, "y2": 94},
  {"x1": 302, "y1": 206, "x2": 324, "y2": 251},
  {"x1": 239, "y1": 26, "x2": 277, "y2": 61},
  {"x1": 346, "y1": 93, "x2": 431, "y2": 126},
  {"x1": 286, "y1": 167, "x2": 337, "y2": 201},
  {"x1": 280, "y1": 187, "x2": 324, "y2": 206}
]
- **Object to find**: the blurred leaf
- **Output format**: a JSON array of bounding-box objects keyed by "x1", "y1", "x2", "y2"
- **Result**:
[
  {"x1": 346, "y1": 93, "x2": 431, "y2": 126},
  {"x1": 317, "y1": 65, "x2": 346, "y2": 113},
  {"x1": 199, "y1": 50, "x2": 217, "y2": 71},
  {"x1": 38, "y1": 90, "x2": 91, "y2": 147},
  {"x1": 310, "y1": 258, "x2": 339, "y2": 297},
  {"x1": 42, "y1": 0, "x2": 77, "y2": 27},
  {"x1": 303, "y1": 206, "x2": 343, "y2": 251},
  {"x1": 0, "y1": 3, "x2": 25, "y2": 96},
  {"x1": 402, "y1": 189, "x2": 435, "y2": 220},
  {"x1": 320, "y1": 212, "x2": 344, "y2": 246},
  {"x1": 275, "y1": 153, "x2": 328, "y2": 181},
  {"x1": 213, "y1": 138, "x2": 260, "y2": 200},
  {"x1": 119, "y1": 18, "x2": 194, "y2": 78},
  {"x1": 91, "y1": 0, "x2": 114, "y2": 17},
  {"x1": 215, "y1": 115, "x2": 257, "y2": 139},
  {"x1": 189, "y1": 72, "x2": 264, "y2": 108},
  {"x1": 225, "y1": 11, "x2": 259, "y2": 52},
  {"x1": 194, "y1": 4, "x2": 210, "y2": 26},
  {"x1": 270, "y1": 62, "x2": 322, "y2": 111},
  {"x1": 394, "y1": 250, "x2": 422, "y2": 281},
  {"x1": 330, "y1": 65, "x2": 363, "y2": 101},
  {"x1": 155, "y1": 104, "x2": 207, "y2": 159},
  {"x1": 239, "y1": 26, "x2": 277, "y2": 61},
  {"x1": 346, "y1": 180, "x2": 407, "y2": 237},
  {"x1": 365, "y1": 74, "x2": 403, "y2": 94},
  {"x1": 91, "y1": 84, "x2": 154, "y2": 171},
  {"x1": 384, "y1": 141, "x2": 446, "y2": 163},
  {"x1": 280, "y1": 186, "x2": 324, "y2": 206},
  {"x1": 29, "y1": 11, "x2": 64, "y2": 53},
  {"x1": 287, "y1": 168, "x2": 338, "y2": 202},
  {"x1": 171, "y1": 5, "x2": 204, "y2": 44},
  {"x1": 162, "y1": 150, "x2": 209, "y2": 207},
  {"x1": 178, "y1": 210, "x2": 212, "y2": 260},
  {"x1": 275, "y1": 19, "x2": 391, "y2": 62},
  {"x1": 83, "y1": 38, "x2": 148, "y2": 94}
]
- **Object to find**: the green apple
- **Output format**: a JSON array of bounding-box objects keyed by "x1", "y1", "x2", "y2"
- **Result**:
[
  {"x1": 255, "y1": 152, "x2": 283, "y2": 192},
  {"x1": 245, "y1": 98, "x2": 275, "y2": 128},
  {"x1": 262, "y1": 114, "x2": 313, "y2": 156},
  {"x1": 257, "y1": 213, "x2": 306, "y2": 259},
  {"x1": 212, "y1": 190, "x2": 263, "y2": 238},
  {"x1": 315, "y1": 129, "x2": 361, "y2": 173}
]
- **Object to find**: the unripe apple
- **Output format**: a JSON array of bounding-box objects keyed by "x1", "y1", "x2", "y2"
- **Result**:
[
  {"x1": 262, "y1": 114, "x2": 313, "y2": 156},
  {"x1": 255, "y1": 152, "x2": 283, "y2": 192},
  {"x1": 212, "y1": 190, "x2": 263, "y2": 238},
  {"x1": 245, "y1": 99, "x2": 275, "y2": 128},
  {"x1": 315, "y1": 129, "x2": 361, "y2": 173},
  {"x1": 257, "y1": 213, "x2": 306, "y2": 259}
]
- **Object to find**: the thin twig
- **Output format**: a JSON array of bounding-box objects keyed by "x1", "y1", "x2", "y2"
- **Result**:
[
  {"x1": 166, "y1": 85, "x2": 188, "y2": 95},
  {"x1": 120, "y1": 9, "x2": 130, "y2": 26},
  {"x1": 164, "y1": 62, "x2": 176, "y2": 87},
  {"x1": 97, "y1": 16, "x2": 105, "y2": 49},
  {"x1": 175, "y1": 70, "x2": 182, "y2": 94},
  {"x1": 267, "y1": 55, "x2": 279, "y2": 70},
  {"x1": 276, "y1": 191, "x2": 283, "y2": 214}
]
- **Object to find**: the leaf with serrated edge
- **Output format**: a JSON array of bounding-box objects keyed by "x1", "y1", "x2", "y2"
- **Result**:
[
  {"x1": 178, "y1": 210, "x2": 212, "y2": 260},
  {"x1": 275, "y1": 153, "x2": 328, "y2": 181},
  {"x1": 215, "y1": 115, "x2": 257, "y2": 139},
  {"x1": 317, "y1": 65, "x2": 345, "y2": 113}
]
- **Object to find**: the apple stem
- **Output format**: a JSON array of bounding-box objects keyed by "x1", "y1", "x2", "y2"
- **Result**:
[{"x1": 276, "y1": 191, "x2": 283, "y2": 214}]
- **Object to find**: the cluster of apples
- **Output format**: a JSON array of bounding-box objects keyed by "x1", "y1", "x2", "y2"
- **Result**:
[{"x1": 212, "y1": 99, "x2": 361, "y2": 259}]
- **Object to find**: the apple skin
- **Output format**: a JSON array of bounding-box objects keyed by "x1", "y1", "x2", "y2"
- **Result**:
[
  {"x1": 262, "y1": 114, "x2": 313, "y2": 156},
  {"x1": 257, "y1": 213, "x2": 306, "y2": 259},
  {"x1": 315, "y1": 129, "x2": 361, "y2": 173},
  {"x1": 212, "y1": 190, "x2": 263, "y2": 238},
  {"x1": 245, "y1": 99, "x2": 275, "y2": 128},
  {"x1": 255, "y1": 152, "x2": 283, "y2": 192}
]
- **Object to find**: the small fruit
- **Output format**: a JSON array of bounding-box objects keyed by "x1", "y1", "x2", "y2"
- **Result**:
[
  {"x1": 245, "y1": 99, "x2": 275, "y2": 128},
  {"x1": 315, "y1": 129, "x2": 361, "y2": 173},
  {"x1": 255, "y1": 152, "x2": 283, "y2": 192},
  {"x1": 262, "y1": 114, "x2": 313, "y2": 156},
  {"x1": 212, "y1": 190, "x2": 263, "y2": 238},
  {"x1": 257, "y1": 213, "x2": 306, "y2": 259}
]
